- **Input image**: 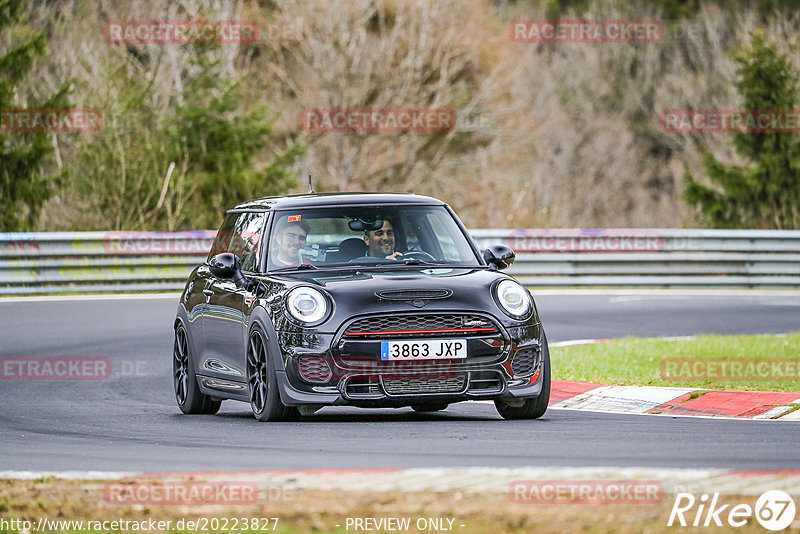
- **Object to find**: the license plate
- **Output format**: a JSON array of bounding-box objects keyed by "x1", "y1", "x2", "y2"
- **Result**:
[{"x1": 380, "y1": 339, "x2": 467, "y2": 360}]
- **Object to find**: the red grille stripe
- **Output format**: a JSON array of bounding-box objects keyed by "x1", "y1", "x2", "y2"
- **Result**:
[{"x1": 344, "y1": 327, "x2": 497, "y2": 336}]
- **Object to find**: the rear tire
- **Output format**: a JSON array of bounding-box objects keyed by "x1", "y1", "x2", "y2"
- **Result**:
[
  {"x1": 495, "y1": 331, "x2": 551, "y2": 420},
  {"x1": 173, "y1": 324, "x2": 222, "y2": 415},
  {"x1": 247, "y1": 326, "x2": 298, "y2": 422}
]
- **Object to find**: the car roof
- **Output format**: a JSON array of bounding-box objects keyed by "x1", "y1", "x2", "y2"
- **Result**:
[{"x1": 230, "y1": 192, "x2": 446, "y2": 211}]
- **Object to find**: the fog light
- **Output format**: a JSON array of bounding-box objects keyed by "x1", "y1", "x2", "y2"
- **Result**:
[
  {"x1": 510, "y1": 347, "x2": 539, "y2": 376},
  {"x1": 298, "y1": 356, "x2": 333, "y2": 383}
]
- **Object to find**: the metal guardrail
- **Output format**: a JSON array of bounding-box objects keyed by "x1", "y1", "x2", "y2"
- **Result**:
[
  {"x1": 472, "y1": 229, "x2": 800, "y2": 287},
  {"x1": 1, "y1": 229, "x2": 799, "y2": 294},
  {"x1": 0, "y1": 231, "x2": 214, "y2": 295}
]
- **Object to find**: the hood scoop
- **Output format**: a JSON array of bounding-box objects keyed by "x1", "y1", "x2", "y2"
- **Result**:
[{"x1": 374, "y1": 289, "x2": 453, "y2": 301}]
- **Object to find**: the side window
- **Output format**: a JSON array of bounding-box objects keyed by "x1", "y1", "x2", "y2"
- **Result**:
[
  {"x1": 208, "y1": 212, "x2": 267, "y2": 272},
  {"x1": 208, "y1": 215, "x2": 237, "y2": 258}
]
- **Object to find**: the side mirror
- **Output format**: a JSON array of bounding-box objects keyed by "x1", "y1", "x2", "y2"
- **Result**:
[
  {"x1": 209, "y1": 253, "x2": 248, "y2": 287},
  {"x1": 484, "y1": 245, "x2": 515, "y2": 270}
]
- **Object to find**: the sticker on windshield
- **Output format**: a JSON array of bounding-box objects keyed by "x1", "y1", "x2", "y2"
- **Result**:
[{"x1": 287, "y1": 215, "x2": 301, "y2": 222}]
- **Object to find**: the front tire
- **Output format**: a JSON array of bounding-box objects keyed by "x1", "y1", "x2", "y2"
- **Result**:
[
  {"x1": 246, "y1": 326, "x2": 299, "y2": 422},
  {"x1": 495, "y1": 332, "x2": 551, "y2": 420},
  {"x1": 173, "y1": 324, "x2": 221, "y2": 415}
]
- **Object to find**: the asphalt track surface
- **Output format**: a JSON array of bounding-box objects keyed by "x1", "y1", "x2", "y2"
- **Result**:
[{"x1": 1, "y1": 291, "x2": 799, "y2": 473}]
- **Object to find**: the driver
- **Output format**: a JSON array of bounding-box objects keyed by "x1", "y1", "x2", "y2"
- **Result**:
[{"x1": 364, "y1": 220, "x2": 403, "y2": 260}]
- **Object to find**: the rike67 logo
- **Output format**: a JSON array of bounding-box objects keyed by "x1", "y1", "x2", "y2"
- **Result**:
[{"x1": 668, "y1": 490, "x2": 796, "y2": 531}]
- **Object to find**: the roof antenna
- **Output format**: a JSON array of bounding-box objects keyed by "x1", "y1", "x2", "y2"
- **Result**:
[{"x1": 308, "y1": 173, "x2": 315, "y2": 194}]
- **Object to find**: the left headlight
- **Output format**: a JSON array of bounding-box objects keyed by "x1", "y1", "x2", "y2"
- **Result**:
[
  {"x1": 285, "y1": 286, "x2": 329, "y2": 324},
  {"x1": 495, "y1": 279, "x2": 532, "y2": 319}
]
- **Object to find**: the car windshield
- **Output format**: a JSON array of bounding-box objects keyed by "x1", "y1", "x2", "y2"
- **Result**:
[{"x1": 266, "y1": 205, "x2": 481, "y2": 271}]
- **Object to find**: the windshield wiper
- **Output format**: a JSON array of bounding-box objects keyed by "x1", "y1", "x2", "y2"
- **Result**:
[
  {"x1": 366, "y1": 259, "x2": 435, "y2": 267},
  {"x1": 272, "y1": 263, "x2": 318, "y2": 272}
]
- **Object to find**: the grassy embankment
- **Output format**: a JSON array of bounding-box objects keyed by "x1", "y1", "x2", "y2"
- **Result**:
[{"x1": 550, "y1": 332, "x2": 800, "y2": 392}]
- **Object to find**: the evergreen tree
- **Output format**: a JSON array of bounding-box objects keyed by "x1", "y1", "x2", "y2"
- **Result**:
[
  {"x1": 173, "y1": 57, "x2": 303, "y2": 228},
  {"x1": 683, "y1": 31, "x2": 800, "y2": 229},
  {"x1": 67, "y1": 55, "x2": 303, "y2": 230},
  {"x1": 0, "y1": 0, "x2": 68, "y2": 231}
]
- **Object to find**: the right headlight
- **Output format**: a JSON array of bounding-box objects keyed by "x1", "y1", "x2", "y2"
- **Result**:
[
  {"x1": 495, "y1": 279, "x2": 532, "y2": 319},
  {"x1": 285, "y1": 286, "x2": 330, "y2": 325}
]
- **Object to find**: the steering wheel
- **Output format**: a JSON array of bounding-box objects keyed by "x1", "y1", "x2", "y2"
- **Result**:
[{"x1": 401, "y1": 251, "x2": 437, "y2": 262}]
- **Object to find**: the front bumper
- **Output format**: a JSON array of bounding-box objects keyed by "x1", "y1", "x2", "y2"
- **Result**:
[{"x1": 274, "y1": 314, "x2": 544, "y2": 408}]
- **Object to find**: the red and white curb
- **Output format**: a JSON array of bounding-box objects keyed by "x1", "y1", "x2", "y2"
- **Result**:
[
  {"x1": 2, "y1": 467, "x2": 800, "y2": 497},
  {"x1": 550, "y1": 380, "x2": 800, "y2": 420}
]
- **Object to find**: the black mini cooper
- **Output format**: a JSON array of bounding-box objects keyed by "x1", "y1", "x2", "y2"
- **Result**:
[{"x1": 173, "y1": 193, "x2": 550, "y2": 421}]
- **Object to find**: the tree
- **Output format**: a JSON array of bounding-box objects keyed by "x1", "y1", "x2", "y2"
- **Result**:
[
  {"x1": 173, "y1": 57, "x2": 303, "y2": 229},
  {"x1": 683, "y1": 31, "x2": 800, "y2": 229},
  {"x1": 261, "y1": 0, "x2": 504, "y2": 198},
  {"x1": 0, "y1": 0, "x2": 68, "y2": 231},
  {"x1": 67, "y1": 55, "x2": 303, "y2": 231}
]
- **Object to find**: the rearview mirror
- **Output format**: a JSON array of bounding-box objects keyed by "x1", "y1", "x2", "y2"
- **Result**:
[
  {"x1": 348, "y1": 219, "x2": 384, "y2": 232},
  {"x1": 484, "y1": 245, "x2": 515, "y2": 270}
]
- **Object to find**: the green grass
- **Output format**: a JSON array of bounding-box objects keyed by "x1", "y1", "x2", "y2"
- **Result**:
[{"x1": 550, "y1": 332, "x2": 800, "y2": 391}]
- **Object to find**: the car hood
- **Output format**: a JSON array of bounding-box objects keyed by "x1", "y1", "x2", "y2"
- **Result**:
[{"x1": 272, "y1": 267, "x2": 528, "y2": 328}]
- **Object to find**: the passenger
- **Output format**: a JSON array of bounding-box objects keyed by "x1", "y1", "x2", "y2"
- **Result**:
[
  {"x1": 364, "y1": 220, "x2": 403, "y2": 260},
  {"x1": 273, "y1": 218, "x2": 311, "y2": 267}
]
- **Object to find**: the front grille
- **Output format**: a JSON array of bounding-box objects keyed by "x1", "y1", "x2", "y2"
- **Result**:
[
  {"x1": 383, "y1": 374, "x2": 467, "y2": 395},
  {"x1": 298, "y1": 356, "x2": 333, "y2": 383},
  {"x1": 511, "y1": 348, "x2": 539, "y2": 376},
  {"x1": 342, "y1": 371, "x2": 503, "y2": 398},
  {"x1": 343, "y1": 313, "x2": 499, "y2": 339},
  {"x1": 334, "y1": 356, "x2": 474, "y2": 376},
  {"x1": 381, "y1": 360, "x2": 460, "y2": 375}
]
